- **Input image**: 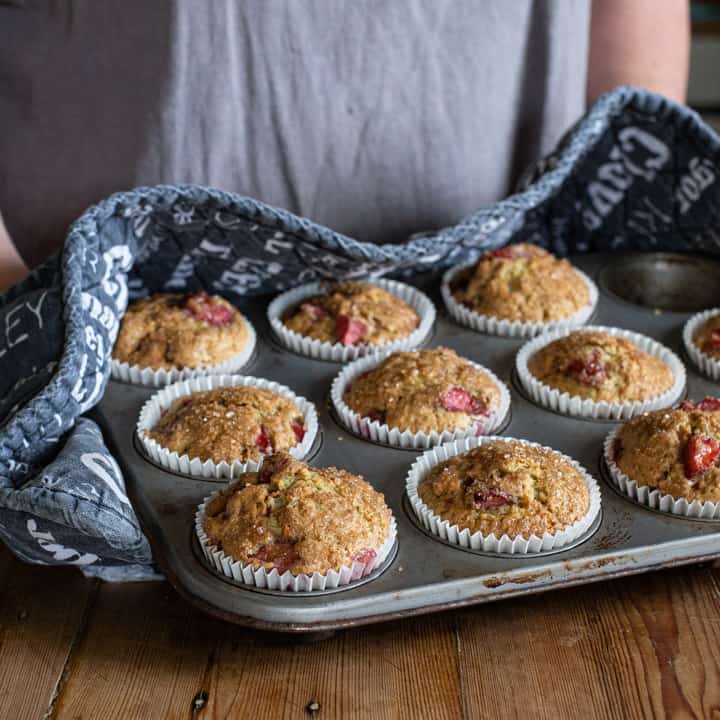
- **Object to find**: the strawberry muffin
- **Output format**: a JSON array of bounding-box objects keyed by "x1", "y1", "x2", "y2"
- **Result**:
[
  {"x1": 527, "y1": 330, "x2": 674, "y2": 403},
  {"x1": 610, "y1": 398, "x2": 720, "y2": 504},
  {"x1": 692, "y1": 314, "x2": 720, "y2": 360},
  {"x1": 451, "y1": 243, "x2": 590, "y2": 323},
  {"x1": 145, "y1": 386, "x2": 307, "y2": 464},
  {"x1": 417, "y1": 440, "x2": 591, "y2": 538},
  {"x1": 202, "y1": 453, "x2": 393, "y2": 575},
  {"x1": 343, "y1": 347, "x2": 503, "y2": 434},
  {"x1": 113, "y1": 292, "x2": 249, "y2": 370},
  {"x1": 282, "y1": 282, "x2": 419, "y2": 347}
]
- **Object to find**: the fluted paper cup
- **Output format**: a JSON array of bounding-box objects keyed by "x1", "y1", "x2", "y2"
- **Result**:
[
  {"x1": 683, "y1": 309, "x2": 720, "y2": 381},
  {"x1": 406, "y1": 436, "x2": 602, "y2": 554},
  {"x1": 441, "y1": 262, "x2": 598, "y2": 338},
  {"x1": 137, "y1": 374, "x2": 318, "y2": 479},
  {"x1": 111, "y1": 312, "x2": 256, "y2": 387},
  {"x1": 515, "y1": 325, "x2": 685, "y2": 420},
  {"x1": 267, "y1": 279, "x2": 435, "y2": 361},
  {"x1": 603, "y1": 427, "x2": 720, "y2": 519},
  {"x1": 195, "y1": 499, "x2": 397, "y2": 592},
  {"x1": 331, "y1": 353, "x2": 511, "y2": 449}
]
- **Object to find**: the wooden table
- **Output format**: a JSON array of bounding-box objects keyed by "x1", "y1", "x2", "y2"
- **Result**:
[{"x1": 1, "y1": 544, "x2": 719, "y2": 720}]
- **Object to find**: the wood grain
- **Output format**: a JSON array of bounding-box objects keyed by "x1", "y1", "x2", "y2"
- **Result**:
[
  {"x1": 1, "y1": 537, "x2": 719, "y2": 719},
  {"x1": 52, "y1": 579, "x2": 464, "y2": 720},
  {"x1": 456, "y1": 566, "x2": 720, "y2": 720},
  {"x1": 0, "y1": 544, "x2": 91, "y2": 720}
]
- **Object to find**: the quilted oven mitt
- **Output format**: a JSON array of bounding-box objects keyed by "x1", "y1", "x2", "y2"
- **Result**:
[{"x1": 0, "y1": 87, "x2": 718, "y2": 581}]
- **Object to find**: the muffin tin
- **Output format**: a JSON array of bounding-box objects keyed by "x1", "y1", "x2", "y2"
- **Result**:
[{"x1": 95, "y1": 252, "x2": 720, "y2": 632}]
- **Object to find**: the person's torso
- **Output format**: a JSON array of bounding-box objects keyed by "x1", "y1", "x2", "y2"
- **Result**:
[{"x1": 0, "y1": 0, "x2": 590, "y2": 267}]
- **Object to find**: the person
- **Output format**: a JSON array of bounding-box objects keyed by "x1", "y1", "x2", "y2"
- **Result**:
[{"x1": 0, "y1": 0, "x2": 689, "y2": 291}]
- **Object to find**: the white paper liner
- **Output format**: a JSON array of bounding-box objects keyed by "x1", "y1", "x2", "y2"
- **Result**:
[
  {"x1": 406, "y1": 436, "x2": 602, "y2": 554},
  {"x1": 195, "y1": 498, "x2": 397, "y2": 592},
  {"x1": 603, "y1": 427, "x2": 720, "y2": 520},
  {"x1": 267, "y1": 279, "x2": 436, "y2": 361},
  {"x1": 441, "y1": 261, "x2": 598, "y2": 338},
  {"x1": 137, "y1": 374, "x2": 319, "y2": 479},
  {"x1": 682, "y1": 309, "x2": 720, "y2": 381},
  {"x1": 515, "y1": 325, "x2": 686, "y2": 420},
  {"x1": 331, "y1": 352, "x2": 511, "y2": 449},
  {"x1": 111, "y1": 311, "x2": 257, "y2": 387}
]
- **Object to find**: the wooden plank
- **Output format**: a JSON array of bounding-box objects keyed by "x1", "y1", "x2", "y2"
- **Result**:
[
  {"x1": 456, "y1": 566, "x2": 720, "y2": 720},
  {"x1": 52, "y1": 579, "x2": 464, "y2": 720},
  {"x1": 0, "y1": 544, "x2": 92, "y2": 720}
]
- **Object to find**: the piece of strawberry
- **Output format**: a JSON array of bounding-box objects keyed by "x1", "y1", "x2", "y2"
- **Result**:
[
  {"x1": 366, "y1": 408, "x2": 386, "y2": 423},
  {"x1": 258, "y1": 454, "x2": 288, "y2": 483},
  {"x1": 351, "y1": 548, "x2": 377, "y2": 566},
  {"x1": 184, "y1": 291, "x2": 233, "y2": 326},
  {"x1": 680, "y1": 397, "x2": 720, "y2": 412},
  {"x1": 336, "y1": 314, "x2": 367, "y2": 345},
  {"x1": 254, "y1": 540, "x2": 298, "y2": 574},
  {"x1": 440, "y1": 387, "x2": 488, "y2": 415},
  {"x1": 256, "y1": 429, "x2": 270, "y2": 454},
  {"x1": 564, "y1": 350, "x2": 607, "y2": 387},
  {"x1": 683, "y1": 435, "x2": 720, "y2": 478},
  {"x1": 702, "y1": 329, "x2": 720, "y2": 353},
  {"x1": 473, "y1": 489, "x2": 517, "y2": 509},
  {"x1": 301, "y1": 302, "x2": 326, "y2": 320},
  {"x1": 291, "y1": 421, "x2": 305, "y2": 443}
]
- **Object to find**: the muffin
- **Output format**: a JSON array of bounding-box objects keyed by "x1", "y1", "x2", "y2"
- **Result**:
[
  {"x1": 282, "y1": 281, "x2": 420, "y2": 346},
  {"x1": 202, "y1": 453, "x2": 393, "y2": 576},
  {"x1": 527, "y1": 330, "x2": 675, "y2": 403},
  {"x1": 343, "y1": 347, "x2": 503, "y2": 434},
  {"x1": 145, "y1": 385, "x2": 307, "y2": 464},
  {"x1": 417, "y1": 440, "x2": 591, "y2": 539},
  {"x1": 451, "y1": 243, "x2": 590, "y2": 324},
  {"x1": 610, "y1": 398, "x2": 720, "y2": 504},
  {"x1": 692, "y1": 313, "x2": 720, "y2": 360},
  {"x1": 113, "y1": 291, "x2": 249, "y2": 370}
]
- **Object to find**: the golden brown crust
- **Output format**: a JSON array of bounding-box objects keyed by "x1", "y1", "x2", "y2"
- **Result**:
[
  {"x1": 418, "y1": 440, "x2": 590, "y2": 538},
  {"x1": 615, "y1": 403, "x2": 720, "y2": 503},
  {"x1": 146, "y1": 386, "x2": 306, "y2": 464},
  {"x1": 344, "y1": 347, "x2": 501, "y2": 433},
  {"x1": 452, "y1": 243, "x2": 589, "y2": 323},
  {"x1": 203, "y1": 454, "x2": 392, "y2": 575},
  {"x1": 113, "y1": 292, "x2": 248, "y2": 370},
  {"x1": 282, "y1": 282, "x2": 419, "y2": 346},
  {"x1": 693, "y1": 314, "x2": 720, "y2": 360},
  {"x1": 527, "y1": 330, "x2": 674, "y2": 403}
]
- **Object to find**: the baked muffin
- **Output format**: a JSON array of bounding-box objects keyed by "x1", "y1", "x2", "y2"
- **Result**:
[
  {"x1": 527, "y1": 330, "x2": 674, "y2": 403},
  {"x1": 611, "y1": 398, "x2": 720, "y2": 504},
  {"x1": 203, "y1": 453, "x2": 393, "y2": 575},
  {"x1": 418, "y1": 440, "x2": 590, "y2": 538},
  {"x1": 692, "y1": 314, "x2": 720, "y2": 360},
  {"x1": 282, "y1": 282, "x2": 419, "y2": 346},
  {"x1": 451, "y1": 243, "x2": 590, "y2": 323},
  {"x1": 343, "y1": 347, "x2": 502, "y2": 433},
  {"x1": 145, "y1": 386, "x2": 306, "y2": 463},
  {"x1": 113, "y1": 292, "x2": 248, "y2": 369}
]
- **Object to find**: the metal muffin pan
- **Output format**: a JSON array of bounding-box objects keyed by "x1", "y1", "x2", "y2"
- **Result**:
[{"x1": 96, "y1": 252, "x2": 720, "y2": 632}]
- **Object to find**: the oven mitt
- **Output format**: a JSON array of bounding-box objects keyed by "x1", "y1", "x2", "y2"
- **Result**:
[{"x1": 0, "y1": 86, "x2": 718, "y2": 581}]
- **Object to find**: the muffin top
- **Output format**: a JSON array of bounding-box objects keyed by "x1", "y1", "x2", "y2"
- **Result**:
[
  {"x1": 418, "y1": 440, "x2": 590, "y2": 538},
  {"x1": 527, "y1": 330, "x2": 674, "y2": 403},
  {"x1": 282, "y1": 282, "x2": 420, "y2": 346},
  {"x1": 451, "y1": 243, "x2": 590, "y2": 323},
  {"x1": 344, "y1": 347, "x2": 502, "y2": 433},
  {"x1": 613, "y1": 398, "x2": 720, "y2": 503},
  {"x1": 113, "y1": 292, "x2": 248, "y2": 370},
  {"x1": 145, "y1": 386, "x2": 306, "y2": 464},
  {"x1": 203, "y1": 454, "x2": 392, "y2": 575},
  {"x1": 693, "y1": 314, "x2": 720, "y2": 360}
]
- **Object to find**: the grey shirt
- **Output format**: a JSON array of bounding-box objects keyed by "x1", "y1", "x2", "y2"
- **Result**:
[{"x1": 0, "y1": 0, "x2": 590, "y2": 268}]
